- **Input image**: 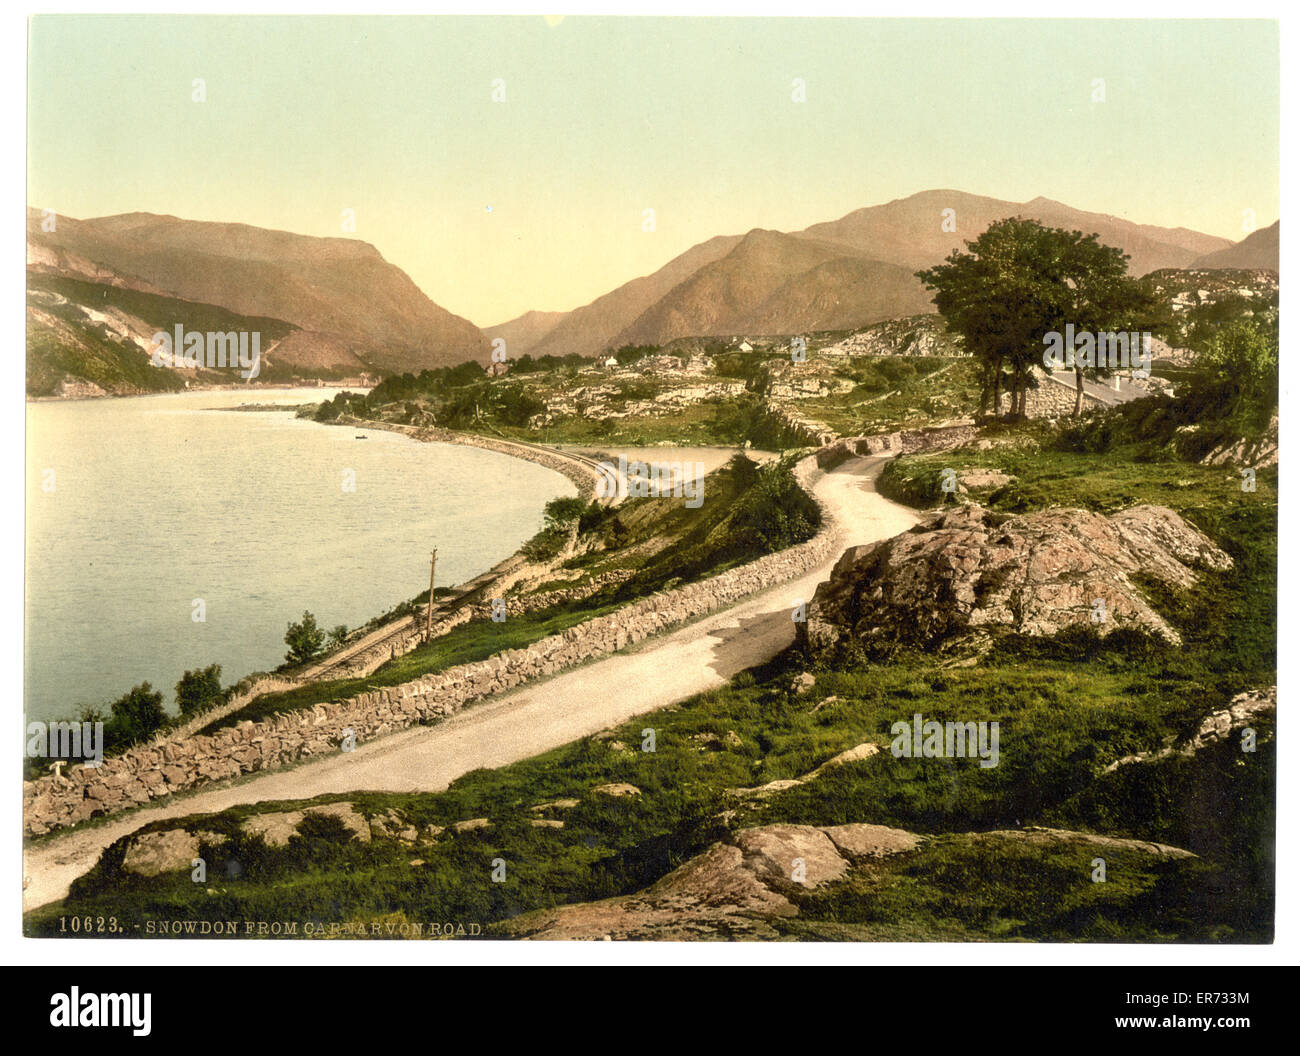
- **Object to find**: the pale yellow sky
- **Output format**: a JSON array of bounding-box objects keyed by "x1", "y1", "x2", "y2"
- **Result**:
[{"x1": 28, "y1": 16, "x2": 1279, "y2": 327}]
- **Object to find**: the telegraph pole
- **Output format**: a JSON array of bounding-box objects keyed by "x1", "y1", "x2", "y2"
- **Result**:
[{"x1": 425, "y1": 548, "x2": 437, "y2": 643}]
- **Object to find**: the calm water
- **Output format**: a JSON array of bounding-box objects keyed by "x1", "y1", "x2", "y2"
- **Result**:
[{"x1": 25, "y1": 389, "x2": 575, "y2": 722}]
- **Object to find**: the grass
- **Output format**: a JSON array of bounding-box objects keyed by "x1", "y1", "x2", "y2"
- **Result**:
[{"x1": 30, "y1": 607, "x2": 1274, "y2": 940}]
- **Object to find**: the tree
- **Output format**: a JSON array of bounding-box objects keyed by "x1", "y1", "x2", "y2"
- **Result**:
[
  {"x1": 918, "y1": 218, "x2": 1153, "y2": 418},
  {"x1": 175, "y1": 664, "x2": 224, "y2": 717},
  {"x1": 284, "y1": 611, "x2": 326, "y2": 665},
  {"x1": 1051, "y1": 232, "x2": 1155, "y2": 414},
  {"x1": 542, "y1": 496, "x2": 586, "y2": 531},
  {"x1": 1193, "y1": 320, "x2": 1278, "y2": 430},
  {"x1": 328, "y1": 625, "x2": 349, "y2": 649},
  {"x1": 109, "y1": 682, "x2": 166, "y2": 743}
]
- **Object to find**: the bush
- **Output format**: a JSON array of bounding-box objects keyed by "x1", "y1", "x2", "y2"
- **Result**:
[
  {"x1": 284, "y1": 611, "x2": 326, "y2": 665},
  {"x1": 175, "y1": 664, "x2": 224, "y2": 718}
]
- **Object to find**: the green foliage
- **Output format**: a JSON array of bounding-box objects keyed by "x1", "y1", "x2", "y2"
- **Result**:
[
  {"x1": 108, "y1": 683, "x2": 167, "y2": 746},
  {"x1": 174, "y1": 664, "x2": 224, "y2": 718},
  {"x1": 542, "y1": 496, "x2": 587, "y2": 531},
  {"x1": 1190, "y1": 319, "x2": 1278, "y2": 433},
  {"x1": 918, "y1": 218, "x2": 1155, "y2": 416},
  {"x1": 284, "y1": 611, "x2": 326, "y2": 665},
  {"x1": 612, "y1": 344, "x2": 659, "y2": 366}
]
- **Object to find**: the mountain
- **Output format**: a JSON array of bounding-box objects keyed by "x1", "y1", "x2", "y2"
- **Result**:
[
  {"x1": 1191, "y1": 221, "x2": 1279, "y2": 271},
  {"x1": 520, "y1": 234, "x2": 745, "y2": 358},
  {"x1": 799, "y1": 190, "x2": 1230, "y2": 275},
  {"x1": 27, "y1": 209, "x2": 488, "y2": 375},
  {"x1": 502, "y1": 190, "x2": 1236, "y2": 355},
  {"x1": 612, "y1": 230, "x2": 931, "y2": 346},
  {"x1": 483, "y1": 310, "x2": 568, "y2": 357}
]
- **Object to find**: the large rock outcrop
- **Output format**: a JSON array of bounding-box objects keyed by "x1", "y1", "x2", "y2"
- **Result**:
[
  {"x1": 496, "y1": 823, "x2": 921, "y2": 941},
  {"x1": 801, "y1": 504, "x2": 1231, "y2": 657}
]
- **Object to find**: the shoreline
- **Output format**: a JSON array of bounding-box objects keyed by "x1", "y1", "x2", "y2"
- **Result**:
[
  {"x1": 25, "y1": 380, "x2": 376, "y2": 404},
  {"x1": 23, "y1": 407, "x2": 580, "y2": 746}
]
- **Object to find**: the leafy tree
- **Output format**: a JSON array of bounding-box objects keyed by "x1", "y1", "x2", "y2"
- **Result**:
[
  {"x1": 1192, "y1": 320, "x2": 1278, "y2": 431},
  {"x1": 284, "y1": 611, "x2": 326, "y2": 665},
  {"x1": 175, "y1": 664, "x2": 224, "y2": 718},
  {"x1": 543, "y1": 496, "x2": 587, "y2": 531},
  {"x1": 918, "y1": 218, "x2": 1153, "y2": 418},
  {"x1": 328, "y1": 625, "x2": 349, "y2": 649},
  {"x1": 109, "y1": 682, "x2": 167, "y2": 743}
]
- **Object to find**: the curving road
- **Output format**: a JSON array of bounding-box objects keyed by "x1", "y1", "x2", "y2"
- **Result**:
[{"x1": 23, "y1": 455, "x2": 918, "y2": 912}]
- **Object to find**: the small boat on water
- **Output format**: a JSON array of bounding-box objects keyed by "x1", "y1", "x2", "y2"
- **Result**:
[{"x1": 355, "y1": 435, "x2": 368, "y2": 439}]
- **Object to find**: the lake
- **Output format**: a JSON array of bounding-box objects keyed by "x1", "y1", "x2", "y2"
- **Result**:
[{"x1": 24, "y1": 389, "x2": 575, "y2": 722}]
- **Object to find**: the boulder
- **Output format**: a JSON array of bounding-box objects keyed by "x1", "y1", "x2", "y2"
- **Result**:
[
  {"x1": 240, "y1": 802, "x2": 370, "y2": 847},
  {"x1": 121, "y1": 828, "x2": 226, "y2": 877},
  {"x1": 801, "y1": 504, "x2": 1231, "y2": 657}
]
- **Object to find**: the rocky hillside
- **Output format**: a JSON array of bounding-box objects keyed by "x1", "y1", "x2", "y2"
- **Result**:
[
  {"x1": 1141, "y1": 267, "x2": 1278, "y2": 353},
  {"x1": 1191, "y1": 221, "x2": 1279, "y2": 271},
  {"x1": 25, "y1": 272, "x2": 375, "y2": 396},
  {"x1": 27, "y1": 209, "x2": 488, "y2": 379},
  {"x1": 496, "y1": 822, "x2": 1200, "y2": 940},
  {"x1": 800, "y1": 503, "x2": 1232, "y2": 659}
]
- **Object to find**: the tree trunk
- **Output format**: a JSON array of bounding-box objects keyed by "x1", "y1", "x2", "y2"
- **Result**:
[
  {"x1": 991, "y1": 362, "x2": 1002, "y2": 418},
  {"x1": 1074, "y1": 369, "x2": 1083, "y2": 416}
]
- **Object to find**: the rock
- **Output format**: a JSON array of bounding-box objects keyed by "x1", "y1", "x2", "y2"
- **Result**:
[
  {"x1": 498, "y1": 823, "x2": 856, "y2": 940},
  {"x1": 975, "y1": 827, "x2": 1196, "y2": 860},
  {"x1": 1104, "y1": 686, "x2": 1276, "y2": 773},
  {"x1": 818, "y1": 823, "x2": 920, "y2": 859},
  {"x1": 530, "y1": 819, "x2": 565, "y2": 829},
  {"x1": 369, "y1": 809, "x2": 418, "y2": 842},
  {"x1": 811, "y1": 742, "x2": 880, "y2": 775},
  {"x1": 240, "y1": 802, "x2": 370, "y2": 847},
  {"x1": 121, "y1": 828, "x2": 225, "y2": 877},
  {"x1": 801, "y1": 504, "x2": 1231, "y2": 657},
  {"x1": 591, "y1": 783, "x2": 640, "y2": 798},
  {"x1": 791, "y1": 672, "x2": 817, "y2": 696},
  {"x1": 529, "y1": 799, "x2": 580, "y2": 812},
  {"x1": 733, "y1": 825, "x2": 848, "y2": 889},
  {"x1": 452, "y1": 818, "x2": 491, "y2": 833},
  {"x1": 958, "y1": 469, "x2": 1014, "y2": 490}
]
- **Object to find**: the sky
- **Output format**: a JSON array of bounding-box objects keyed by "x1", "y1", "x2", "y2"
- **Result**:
[{"x1": 27, "y1": 16, "x2": 1280, "y2": 328}]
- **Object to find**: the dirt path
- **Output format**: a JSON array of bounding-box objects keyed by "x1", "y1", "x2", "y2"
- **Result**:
[{"x1": 23, "y1": 456, "x2": 917, "y2": 912}]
